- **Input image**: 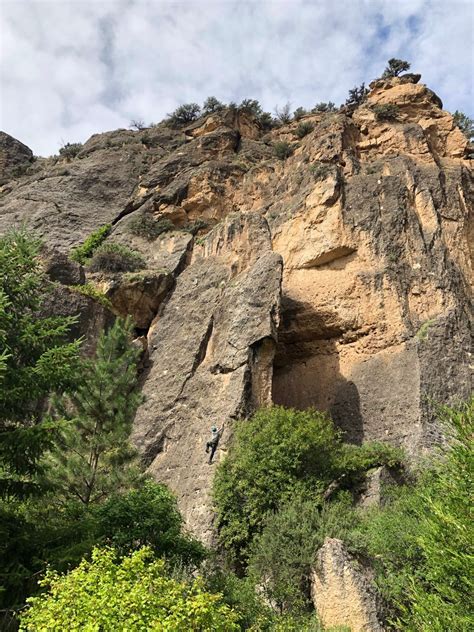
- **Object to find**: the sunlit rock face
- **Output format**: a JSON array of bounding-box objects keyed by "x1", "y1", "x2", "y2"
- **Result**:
[{"x1": 0, "y1": 75, "x2": 471, "y2": 538}]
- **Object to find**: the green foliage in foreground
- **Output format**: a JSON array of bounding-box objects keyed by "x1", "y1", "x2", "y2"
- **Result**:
[
  {"x1": 213, "y1": 406, "x2": 402, "y2": 563},
  {"x1": 20, "y1": 547, "x2": 239, "y2": 631},
  {"x1": 349, "y1": 397, "x2": 474, "y2": 630},
  {"x1": 70, "y1": 223, "x2": 111, "y2": 264},
  {"x1": 0, "y1": 230, "x2": 80, "y2": 499},
  {"x1": 46, "y1": 318, "x2": 143, "y2": 506}
]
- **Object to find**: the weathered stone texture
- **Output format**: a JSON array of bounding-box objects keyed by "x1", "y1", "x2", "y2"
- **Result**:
[{"x1": 312, "y1": 538, "x2": 384, "y2": 632}]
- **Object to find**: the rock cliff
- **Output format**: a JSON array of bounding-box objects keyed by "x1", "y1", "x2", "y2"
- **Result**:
[{"x1": 0, "y1": 75, "x2": 472, "y2": 540}]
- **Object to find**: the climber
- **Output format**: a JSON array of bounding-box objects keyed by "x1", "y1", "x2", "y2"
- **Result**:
[{"x1": 205, "y1": 424, "x2": 224, "y2": 464}]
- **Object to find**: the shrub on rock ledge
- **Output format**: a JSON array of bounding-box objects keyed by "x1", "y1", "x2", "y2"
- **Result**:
[
  {"x1": 88, "y1": 242, "x2": 145, "y2": 273},
  {"x1": 372, "y1": 104, "x2": 400, "y2": 121}
]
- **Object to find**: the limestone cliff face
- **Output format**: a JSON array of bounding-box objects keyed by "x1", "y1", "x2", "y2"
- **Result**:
[{"x1": 0, "y1": 75, "x2": 472, "y2": 538}]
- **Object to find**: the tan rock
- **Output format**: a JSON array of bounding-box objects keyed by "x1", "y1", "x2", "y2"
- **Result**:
[{"x1": 311, "y1": 538, "x2": 384, "y2": 632}]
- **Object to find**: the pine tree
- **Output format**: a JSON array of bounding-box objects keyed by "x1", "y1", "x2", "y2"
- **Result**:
[
  {"x1": 345, "y1": 83, "x2": 369, "y2": 107},
  {"x1": 47, "y1": 319, "x2": 143, "y2": 506},
  {"x1": 382, "y1": 58, "x2": 410, "y2": 78},
  {"x1": 0, "y1": 230, "x2": 80, "y2": 498}
]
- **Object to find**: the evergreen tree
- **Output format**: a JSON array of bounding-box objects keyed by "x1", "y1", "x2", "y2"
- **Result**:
[
  {"x1": 46, "y1": 318, "x2": 143, "y2": 506},
  {"x1": 202, "y1": 96, "x2": 225, "y2": 114},
  {"x1": 0, "y1": 230, "x2": 80, "y2": 498},
  {"x1": 382, "y1": 58, "x2": 410, "y2": 78},
  {"x1": 345, "y1": 83, "x2": 369, "y2": 107},
  {"x1": 453, "y1": 110, "x2": 474, "y2": 141}
]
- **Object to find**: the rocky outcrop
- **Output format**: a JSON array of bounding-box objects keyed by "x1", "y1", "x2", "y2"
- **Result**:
[
  {"x1": 0, "y1": 75, "x2": 472, "y2": 538},
  {"x1": 132, "y1": 213, "x2": 281, "y2": 540},
  {"x1": 0, "y1": 131, "x2": 34, "y2": 184},
  {"x1": 311, "y1": 538, "x2": 384, "y2": 632}
]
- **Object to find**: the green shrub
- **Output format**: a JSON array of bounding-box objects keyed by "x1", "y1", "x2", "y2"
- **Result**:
[
  {"x1": 295, "y1": 122, "x2": 314, "y2": 139},
  {"x1": 381, "y1": 58, "x2": 410, "y2": 79},
  {"x1": 20, "y1": 547, "x2": 239, "y2": 631},
  {"x1": 88, "y1": 242, "x2": 145, "y2": 273},
  {"x1": 167, "y1": 103, "x2": 201, "y2": 128},
  {"x1": 248, "y1": 493, "x2": 358, "y2": 614},
  {"x1": 238, "y1": 99, "x2": 263, "y2": 117},
  {"x1": 345, "y1": 84, "x2": 369, "y2": 107},
  {"x1": 311, "y1": 102, "x2": 337, "y2": 113},
  {"x1": 453, "y1": 110, "x2": 474, "y2": 141},
  {"x1": 70, "y1": 224, "x2": 111, "y2": 265},
  {"x1": 259, "y1": 112, "x2": 278, "y2": 130},
  {"x1": 293, "y1": 107, "x2": 308, "y2": 121},
  {"x1": 58, "y1": 142, "x2": 83, "y2": 160},
  {"x1": 372, "y1": 104, "x2": 400, "y2": 121},
  {"x1": 203, "y1": 96, "x2": 225, "y2": 115},
  {"x1": 274, "y1": 141, "x2": 294, "y2": 160},
  {"x1": 95, "y1": 480, "x2": 206, "y2": 565},
  {"x1": 275, "y1": 103, "x2": 292, "y2": 124},
  {"x1": 310, "y1": 162, "x2": 332, "y2": 180},
  {"x1": 347, "y1": 398, "x2": 473, "y2": 629},
  {"x1": 69, "y1": 283, "x2": 112, "y2": 309},
  {"x1": 128, "y1": 214, "x2": 175, "y2": 240},
  {"x1": 213, "y1": 406, "x2": 402, "y2": 563}
]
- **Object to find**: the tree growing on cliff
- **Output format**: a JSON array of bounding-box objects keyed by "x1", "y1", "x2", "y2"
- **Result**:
[
  {"x1": 203, "y1": 96, "x2": 225, "y2": 114},
  {"x1": 345, "y1": 83, "x2": 369, "y2": 107},
  {"x1": 46, "y1": 318, "x2": 143, "y2": 506},
  {"x1": 166, "y1": 103, "x2": 201, "y2": 127},
  {"x1": 453, "y1": 110, "x2": 474, "y2": 141},
  {"x1": 0, "y1": 230, "x2": 81, "y2": 499},
  {"x1": 382, "y1": 58, "x2": 410, "y2": 78}
]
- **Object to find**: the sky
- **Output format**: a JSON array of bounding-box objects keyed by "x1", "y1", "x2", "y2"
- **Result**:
[{"x1": 0, "y1": 0, "x2": 473, "y2": 157}]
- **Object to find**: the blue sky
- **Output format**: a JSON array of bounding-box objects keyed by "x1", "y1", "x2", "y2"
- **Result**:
[{"x1": 1, "y1": 0, "x2": 473, "y2": 156}]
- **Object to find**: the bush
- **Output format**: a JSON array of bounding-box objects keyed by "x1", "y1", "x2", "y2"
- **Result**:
[
  {"x1": 167, "y1": 103, "x2": 201, "y2": 128},
  {"x1": 345, "y1": 83, "x2": 369, "y2": 107},
  {"x1": 248, "y1": 493, "x2": 358, "y2": 614},
  {"x1": 88, "y1": 242, "x2": 145, "y2": 273},
  {"x1": 69, "y1": 283, "x2": 112, "y2": 309},
  {"x1": 129, "y1": 119, "x2": 146, "y2": 130},
  {"x1": 128, "y1": 214, "x2": 175, "y2": 240},
  {"x1": 203, "y1": 96, "x2": 225, "y2": 115},
  {"x1": 274, "y1": 141, "x2": 294, "y2": 160},
  {"x1": 453, "y1": 110, "x2": 474, "y2": 141},
  {"x1": 20, "y1": 547, "x2": 239, "y2": 631},
  {"x1": 348, "y1": 398, "x2": 473, "y2": 629},
  {"x1": 185, "y1": 218, "x2": 210, "y2": 235},
  {"x1": 58, "y1": 142, "x2": 83, "y2": 160},
  {"x1": 295, "y1": 122, "x2": 314, "y2": 139},
  {"x1": 238, "y1": 99, "x2": 263, "y2": 117},
  {"x1": 311, "y1": 102, "x2": 337, "y2": 113},
  {"x1": 310, "y1": 162, "x2": 332, "y2": 180},
  {"x1": 293, "y1": 107, "x2": 308, "y2": 121},
  {"x1": 381, "y1": 58, "x2": 410, "y2": 79},
  {"x1": 275, "y1": 102, "x2": 292, "y2": 124},
  {"x1": 259, "y1": 111, "x2": 278, "y2": 130},
  {"x1": 213, "y1": 406, "x2": 402, "y2": 563},
  {"x1": 95, "y1": 480, "x2": 206, "y2": 565},
  {"x1": 70, "y1": 224, "x2": 111, "y2": 265},
  {"x1": 372, "y1": 104, "x2": 400, "y2": 121}
]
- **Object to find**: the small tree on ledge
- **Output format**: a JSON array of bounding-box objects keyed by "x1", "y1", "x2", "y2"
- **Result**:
[{"x1": 382, "y1": 58, "x2": 411, "y2": 78}]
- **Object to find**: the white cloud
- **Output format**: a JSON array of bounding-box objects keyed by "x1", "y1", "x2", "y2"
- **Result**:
[{"x1": 0, "y1": 0, "x2": 472, "y2": 155}]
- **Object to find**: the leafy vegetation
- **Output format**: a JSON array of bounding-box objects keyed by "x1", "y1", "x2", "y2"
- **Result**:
[
  {"x1": 345, "y1": 83, "x2": 369, "y2": 107},
  {"x1": 20, "y1": 547, "x2": 239, "y2": 631},
  {"x1": 275, "y1": 102, "x2": 292, "y2": 124},
  {"x1": 58, "y1": 142, "x2": 83, "y2": 159},
  {"x1": 203, "y1": 96, "x2": 225, "y2": 114},
  {"x1": 274, "y1": 141, "x2": 294, "y2": 160},
  {"x1": 167, "y1": 103, "x2": 201, "y2": 127},
  {"x1": 88, "y1": 242, "x2": 146, "y2": 273},
  {"x1": 382, "y1": 58, "x2": 410, "y2": 78},
  {"x1": 128, "y1": 213, "x2": 175, "y2": 240},
  {"x1": 347, "y1": 398, "x2": 473, "y2": 630},
  {"x1": 295, "y1": 121, "x2": 314, "y2": 139},
  {"x1": 312, "y1": 102, "x2": 337, "y2": 113},
  {"x1": 372, "y1": 104, "x2": 400, "y2": 121},
  {"x1": 293, "y1": 106, "x2": 308, "y2": 121},
  {"x1": 0, "y1": 230, "x2": 81, "y2": 499},
  {"x1": 310, "y1": 162, "x2": 332, "y2": 180},
  {"x1": 213, "y1": 406, "x2": 402, "y2": 564},
  {"x1": 69, "y1": 283, "x2": 113, "y2": 309},
  {"x1": 45, "y1": 319, "x2": 143, "y2": 506},
  {"x1": 453, "y1": 110, "x2": 474, "y2": 141},
  {"x1": 70, "y1": 224, "x2": 112, "y2": 265}
]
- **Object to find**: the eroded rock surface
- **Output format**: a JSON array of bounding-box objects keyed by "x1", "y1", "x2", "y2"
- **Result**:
[
  {"x1": 311, "y1": 538, "x2": 384, "y2": 632},
  {"x1": 0, "y1": 74, "x2": 472, "y2": 537}
]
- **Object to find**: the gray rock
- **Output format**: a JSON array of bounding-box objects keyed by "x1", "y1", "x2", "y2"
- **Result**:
[{"x1": 0, "y1": 131, "x2": 33, "y2": 184}]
